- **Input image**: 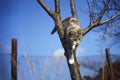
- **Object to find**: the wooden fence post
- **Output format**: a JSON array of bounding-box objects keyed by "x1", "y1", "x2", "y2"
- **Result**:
[
  {"x1": 106, "y1": 48, "x2": 114, "y2": 80},
  {"x1": 11, "y1": 38, "x2": 17, "y2": 80}
]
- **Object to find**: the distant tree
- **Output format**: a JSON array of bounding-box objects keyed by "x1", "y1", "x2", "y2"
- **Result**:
[{"x1": 37, "y1": 0, "x2": 120, "y2": 80}]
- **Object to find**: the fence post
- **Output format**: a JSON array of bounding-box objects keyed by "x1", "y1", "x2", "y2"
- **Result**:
[
  {"x1": 106, "y1": 48, "x2": 114, "y2": 80},
  {"x1": 11, "y1": 38, "x2": 17, "y2": 80}
]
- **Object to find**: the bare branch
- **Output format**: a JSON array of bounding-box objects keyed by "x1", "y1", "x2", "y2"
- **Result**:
[
  {"x1": 83, "y1": 12, "x2": 120, "y2": 36},
  {"x1": 70, "y1": 0, "x2": 77, "y2": 18},
  {"x1": 96, "y1": 0, "x2": 110, "y2": 22},
  {"x1": 83, "y1": 0, "x2": 110, "y2": 36},
  {"x1": 100, "y1": 12, "x2": 120, "y2": 25},
  {"x1": 83, "y1": 22, "x2": 99, "y2": 36},
  {"x1": 37, "y1": 0, "x2": 55, "y2": 19},
  {"x1": 55, "y1": 0, "x2": 60, "y2": 13},
  {"x1": 54, "y1": 0, "x2": 63, "y2": 39},
  {"x1": 86, "y1": 0, "x2": 92, "y2": 24}
]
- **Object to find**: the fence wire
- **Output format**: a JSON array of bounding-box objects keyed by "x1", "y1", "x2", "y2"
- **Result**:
[{"x1": 0, "y1": 53, "x2": 120, "y2": 80}]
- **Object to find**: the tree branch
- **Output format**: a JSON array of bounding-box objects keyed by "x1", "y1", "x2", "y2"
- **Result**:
[
  {"x1": 86, "y1": 0, "x2": 92, "y2": 24},
  {"x1": 70, "y1": 0, "x2": 77, "y2": 18},
  {"x1": 83, "y1": 0, "x2": 111, "y2": 36},
  {"x1": 54, "y1": 0, "x2": 64, "y2": 39},
  {"x1": 83, "y1": 22, "x2": 99, "y2": 36},
  {"x1": 37, "y1": 0, "x2": 63, "y2": 38},
  {"x1": 83, "y1": 12, "x2": 120, "y2": 36},
  {"x1": 37, "y1": 0, "x2": 55, "y2": 20},
  {"x1": 96, "y1": 0, "x2": 110, "y2": 22},
  {"x1": 55, "y1": 0, "x2": 60, "y2": 13},
  {"x1": 100, "y1": 12, "x2": 120, "y2": 25}
]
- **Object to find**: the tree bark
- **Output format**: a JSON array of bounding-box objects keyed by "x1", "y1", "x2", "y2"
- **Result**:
[{"x1": 66, "y1": 50, "x2": 82, "y2": 80}]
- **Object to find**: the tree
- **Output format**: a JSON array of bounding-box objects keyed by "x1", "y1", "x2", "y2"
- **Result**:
[
  {"x1": 37, "y1": 0, "x2": 120, "y2": 80},
  {"x1": 88, "y1": 0, "x2": 120, "y2": 47}
]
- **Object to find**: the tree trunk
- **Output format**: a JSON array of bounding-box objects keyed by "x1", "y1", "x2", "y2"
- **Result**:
[
  {"x1": 65, "y1": 49, "x2": 82, "y2": 80},
  {"x1": 67, "y1": 56, "x2": 82, "y2": 80}
]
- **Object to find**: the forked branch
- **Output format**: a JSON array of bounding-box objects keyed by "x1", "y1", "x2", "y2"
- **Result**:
[
  {"x1": 82, "y1": 0, "x2": 120, "y2": 36},
  {"x1": 37, "y1": 0, "x2": 64, "y2": 38},
  {"x1": 83, "y1": 12, "x2": 120, "y2": 36}
]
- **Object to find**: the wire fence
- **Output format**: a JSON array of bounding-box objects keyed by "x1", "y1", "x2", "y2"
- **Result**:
[{"x1": 0, "y1": 53, "x2": 120, "y2": 80}]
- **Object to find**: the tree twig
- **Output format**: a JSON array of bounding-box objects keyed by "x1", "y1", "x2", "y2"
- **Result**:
[
  {"x1": 86, "y1": 0, "x2": 92, "y2": 24},
  {"x1": 96, "y1": 0, "x2": 110, "y2": 22}
]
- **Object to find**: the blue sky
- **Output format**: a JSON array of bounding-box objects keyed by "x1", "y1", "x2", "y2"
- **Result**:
[
  {"x1": 0, "y1": 0, "x2": 120, "y2": 80},
  {"x1": 0, "y1": 0, "x2": 119, "y2": 56}
]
